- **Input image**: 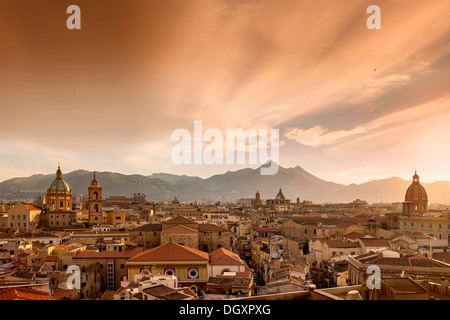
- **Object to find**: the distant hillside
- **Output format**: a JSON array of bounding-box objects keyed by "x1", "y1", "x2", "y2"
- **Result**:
[
  {"x1": 1, "y1": 165, "x2": 450, "y2": 204},
  {"x1": 148, "y1": 173, "x2": 204, "y2": 186}
]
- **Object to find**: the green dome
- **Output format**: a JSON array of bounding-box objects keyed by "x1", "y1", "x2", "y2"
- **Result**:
[
  {"x1": 49, "y1": 179, "x2": 71, "y2": 192},
  {"x1": 48, "y1": 166, "x2": 71, "y2": 192}
]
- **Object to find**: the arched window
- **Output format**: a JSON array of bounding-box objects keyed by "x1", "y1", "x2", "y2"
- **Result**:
[{"x1": 221, "y1": 268, "x2": 231, "y2": 275}]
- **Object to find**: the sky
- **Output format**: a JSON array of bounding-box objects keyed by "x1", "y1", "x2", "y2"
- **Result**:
[{"x1": 0, "y1": 0, "x2": 449, "y2": 185}]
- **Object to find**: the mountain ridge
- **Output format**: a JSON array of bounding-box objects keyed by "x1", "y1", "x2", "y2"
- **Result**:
[{"x1": 0, "y1": 165, "x2": 449, "y2": 204}]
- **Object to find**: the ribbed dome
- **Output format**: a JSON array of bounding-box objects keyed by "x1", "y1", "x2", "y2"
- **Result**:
[
  {"x1": 48, "y1": 166, "x2": 71, "y2": 192},
  {"x1": 405, "y1": 171, "x2": 427, "y2": 201},
  {"x1": 276, "y1": 188, "x2": 285, "y2": 199}
]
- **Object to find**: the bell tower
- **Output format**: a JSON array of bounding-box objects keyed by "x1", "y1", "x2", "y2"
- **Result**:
[{"x1": 88, "y1": 173, "x2": 104, "y2": 225}]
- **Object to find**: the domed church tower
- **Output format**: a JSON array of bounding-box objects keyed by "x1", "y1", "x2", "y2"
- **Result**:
[
  {"x1": 402, "y1": 171, "x2": 428, "y2": 215},
  {"x1": 47, "y1": 165, "x2": 72, "y2": 211}
]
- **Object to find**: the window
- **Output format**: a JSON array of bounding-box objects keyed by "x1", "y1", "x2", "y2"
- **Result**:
[
  {"x1": 120, "y1": 264, "x2": 125, "y2": 269},
  {"x1": 23, "y1": 215, "x2": 26, "y2": 220}
]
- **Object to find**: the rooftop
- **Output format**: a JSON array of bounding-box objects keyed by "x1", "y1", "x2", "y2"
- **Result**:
[
  {"x1": 74, "y1": 247, "x2": 143, "y2": 259},
  {"x1": 0, "y1": 287, "x2": 53, "y2": 300},
  {"x1": 128, "y1": 243, "x2": 209, "y2": 263}
]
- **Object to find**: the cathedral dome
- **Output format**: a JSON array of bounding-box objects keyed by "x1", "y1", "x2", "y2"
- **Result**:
[
  {"x1": 276, "y1": 188, "x2": 285, "y2": 199},
  {"x1": 405, "y1": 171, "x2": 427, "y2": 201},
  {"x1": 48, "y1": 166, "x2": 71, "y2": 192}
]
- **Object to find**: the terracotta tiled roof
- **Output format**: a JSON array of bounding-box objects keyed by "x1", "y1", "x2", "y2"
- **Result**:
[
  {"x1": 209, "y1": 248, "x2": 244, "y2": 265},
  {"x1": 51, "y1": 289, "x2": 78, "y2": 299},
  {"x1": 253, "y1": 227, "x2": 282, "y2": 233},
  {"x1": 18, "y1": 205, "x2": 42, "y2": 211},
  {"x1": 359, "y1": 238, "x2": 391, "y2": 247},
  {"x1": 198, "y1": 223, "x2": 229, "y2": 232},
  {"x1": 0, "y1": 287, "x2": 53, "y2": 300},
  {"x1": 356, "y1": 254, "x2": 450, "y2": 268},
  {"x1": 131, "y1": 224, "x2": 162, "y2": 232},
  {"x1": 207, "y1": 277, "x2": 251, "y2": 288},
  {"x1": 163, "y1": 217, "x2": 198, "y2": 227},
  {"x1": 343, "y1": 232, "x2": 366, "y2": 240},
  {"x1": 383, "y1": 278, "x2": 427, "y2": 294},
  {"x1": 127, "y1": 243, "x2": 209, "y2": 262},
  {"x1": 324, "y1": 240, "x2": 361, "y2": 248},
  {"x1": 44, "y1": 256, "x2": 59, "y2": 262},
  {"x1": 142, "y1": 284, "x2": 191, "y2": 300},
  {"x1": 433, "y1": 252, "x2": 450, "y2": 264},
  {"x1": 74, "y1": 247, "x2": 143, "y2": 259},
  {"x1": 336, "y1": 222, "x2": 355, "y2": 229},
  {"x1": 161, "y1": 225, "x2": 198, "y2": 234}
]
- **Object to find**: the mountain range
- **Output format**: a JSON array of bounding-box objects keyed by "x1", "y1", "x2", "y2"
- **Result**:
[{"x1": 0, "y1": 163, "x2": 449, "y2": 204}]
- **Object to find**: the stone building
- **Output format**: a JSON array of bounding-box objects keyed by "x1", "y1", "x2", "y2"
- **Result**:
[
  {"x1": 161, "y1": 225, "x2": 199, "y2": 250},
  {"x1": 198, "y1": 223, "x2": 233, "y2": 252},
  {"x1": 7, "y1": 204, "x2": 42, "y2": 231},
  {"x1": 73, "y1": 245, "x2": 143, "y2": 291},
  {"x1": 129, "y1": 223, "x2": 162, "y2": 249}
]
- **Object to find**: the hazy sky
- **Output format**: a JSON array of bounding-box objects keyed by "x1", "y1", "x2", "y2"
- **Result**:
[{"x1": 0, "y1": 0, "x2": 449, "y2": 184}]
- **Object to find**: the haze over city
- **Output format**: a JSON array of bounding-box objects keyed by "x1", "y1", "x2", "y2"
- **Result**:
[
  {"x1": 2, "y1": 0, "x2": 450, "y2": 307},
  {"x1": 1, "y1": 0, "x2": 450, "y2": 184}
]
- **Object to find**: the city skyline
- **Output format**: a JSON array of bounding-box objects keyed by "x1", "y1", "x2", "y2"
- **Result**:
[{"x1": 1, "y1": 0, "x2": 450, "y2": 185}]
